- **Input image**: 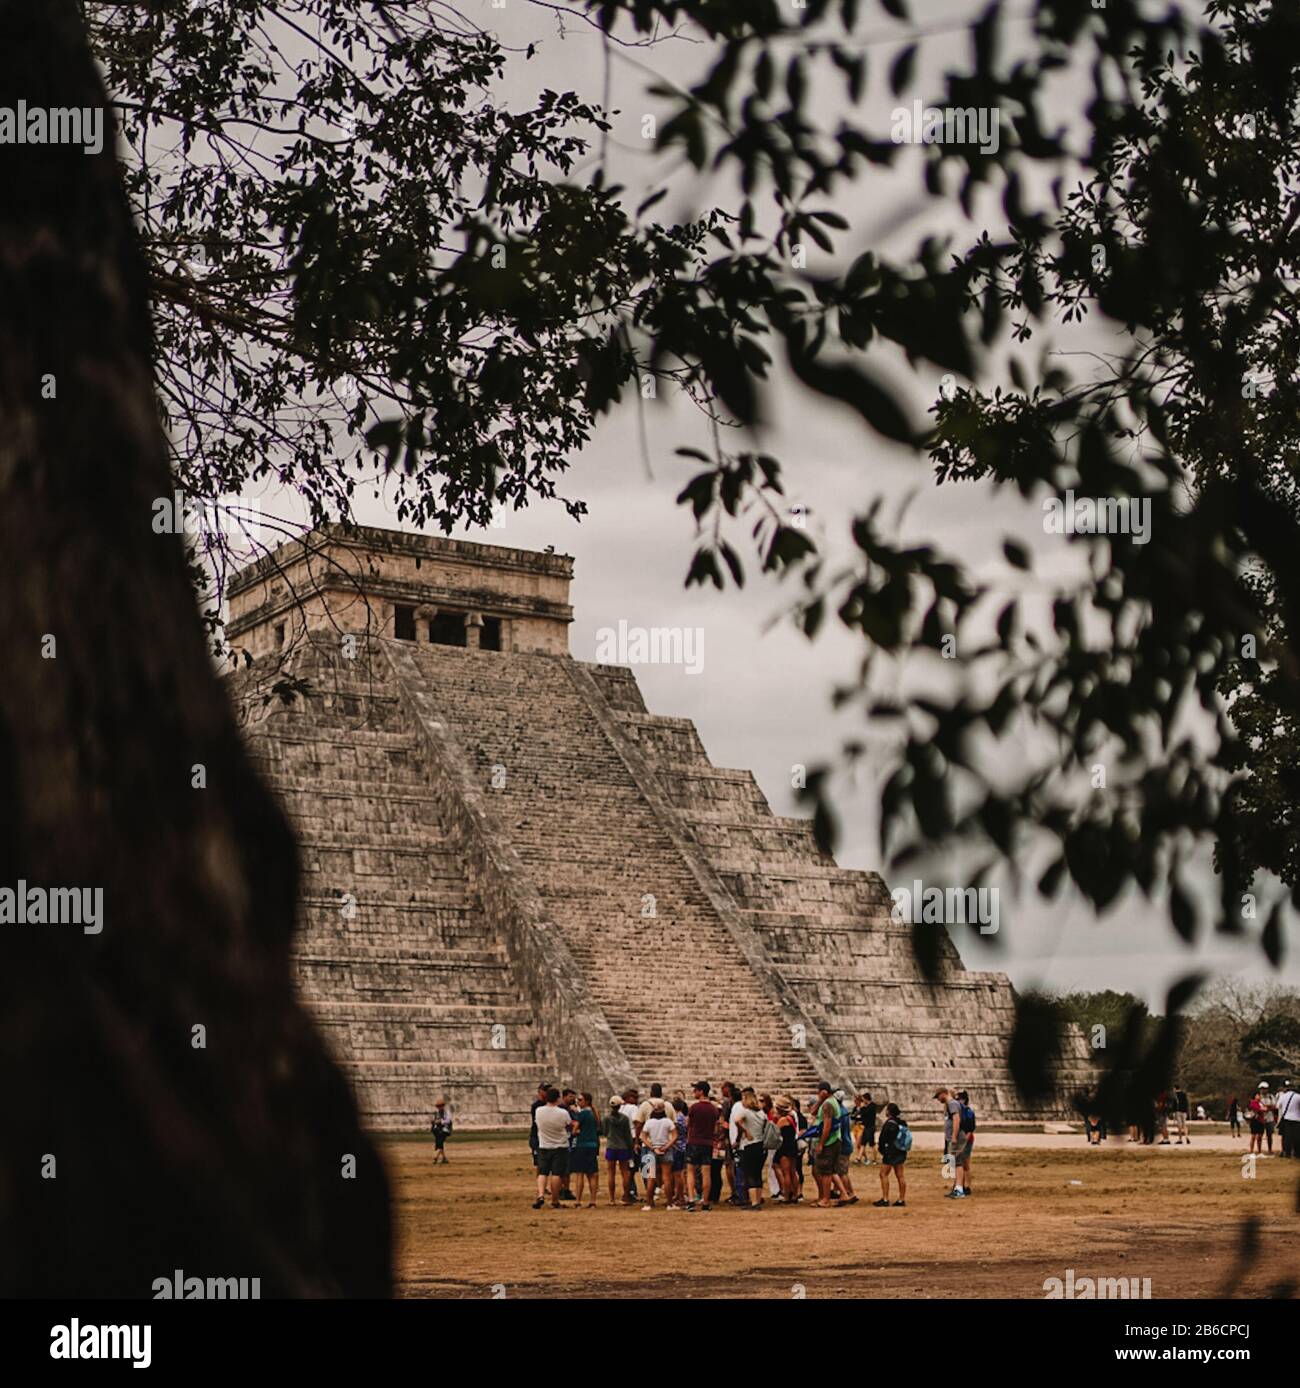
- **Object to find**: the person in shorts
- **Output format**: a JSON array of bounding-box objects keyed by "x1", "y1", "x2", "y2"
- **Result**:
[
  {"x1": 430, "y1": 1097, "x2": 453, "y2": 1164},
  {"x1": 1248, "y1": 1086, "x2": 1268, "y2": 1154},
  {"x1": 532, "y1": 1088, "x2": 575, "y2": 1209},
  {"x1": 947, "y1": 1090, "x2": 973, "y2": 1198},
  {"x1": 667, "y1": 1099, "x2": 689, "y2": 1209},
  {"x1": 1172, "y1": 1083, "x2": 1190, "y2": 1144},
  {"x1": 601, "y1": 1094, "x2": 635, "y2": 1205},
  {"x1": 558, "y1": 1088, "x2": 580, "y2": 1199},
  {"x1": 773, "y1": 1097, "x2": 800, "y2": 1202},
  {"x1": 810, "y1": 1081, "x2": 843, "y2": 1208},
  {"x1": 641, "y1": 1100, "x2": 676, "y2": 1210},
  {"x1": 570, "y1": 1092, "x2": 601, "y2": 1207},
  {"x1": 874, "y1": 1103, "x2": 908, "y2": 1207},
  {"x1": 830, "y1": 1089, "x2": 858, "y2": 1203},
  {"x1": 936, "y1": 1086, "x2": 968, "y2": 1197},
  {"x1": 855, "y1": 1092, "x2": 879, "y2": 1165},
  {"x1": 684, "y1": 1081, "x2": 718, "y2": 1211},
  {"x1": 733, "y1": 1088, "x2": 769, "y2": 1208}
]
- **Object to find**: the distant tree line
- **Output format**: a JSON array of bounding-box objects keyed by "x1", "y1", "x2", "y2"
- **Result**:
[{"x1": 1049, "y1": 982, "x2": 1300, "y2": 1113}]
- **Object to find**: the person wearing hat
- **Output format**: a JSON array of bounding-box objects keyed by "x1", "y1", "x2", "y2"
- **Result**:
[
  {"x1": 640, "y1": 1099, "x2": 676, "y2": 1210},
  {"x1": 1247, "y1": 1083, "x2": 1268, "y2": 1155},
  {"x1": 634, "y1": 1084, "x2": 672, "y2": 1200},
  {"x1": 772, "y1": 1097, "x2": 800, "y2": 1202},
  {"x1": 1261, "y1": 1082, "x2": 1278, "y2": 1154},
  {"x1": 601, "y1": 1094, "x2": 635, "y2": 1205}
]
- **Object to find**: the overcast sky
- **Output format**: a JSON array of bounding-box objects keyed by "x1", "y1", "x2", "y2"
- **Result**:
[{"x1": 236, "y1": 0, "x2": 1297, "y2": 1008}]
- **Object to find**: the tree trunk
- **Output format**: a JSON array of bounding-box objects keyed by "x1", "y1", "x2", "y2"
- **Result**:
[{"x1": 0, "y1": 0, "x2": 390, "y2": 1296}]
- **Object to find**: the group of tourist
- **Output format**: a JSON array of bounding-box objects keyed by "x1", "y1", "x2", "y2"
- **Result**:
[
  {"x1": 524, "y1": 1079, "x2": 978, "y2": 1211},
  {"x1": 1230, "y1": 1081, "x2": 1300, "y2": 1157},
  {"x1": 1079, "y1": 1078, "x2": 1300, "y2": 1156},
  {"x1": 1082, "y1": 1081, "x2": 1195, "y2": 1147},
  {"x1": 432, "y1": 1074, "x2": 1300, "y2": 1196},
  {"x1": 439, "y1": 1073, "x2": 1300, "y2": 1172}
]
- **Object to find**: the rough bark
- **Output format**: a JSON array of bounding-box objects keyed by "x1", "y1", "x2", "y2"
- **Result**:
[{"x1": 0, "y1": 1, "x2": 391, "y2": 1296}]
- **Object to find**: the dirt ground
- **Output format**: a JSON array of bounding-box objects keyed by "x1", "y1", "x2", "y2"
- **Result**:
[{"x1": 385, "y1": 1131, "x2": 1300, "y2": 1300}]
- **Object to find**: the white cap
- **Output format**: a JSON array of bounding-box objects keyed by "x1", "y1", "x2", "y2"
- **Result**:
[{"x1": 1258, "y1": 1081, "x2": 1270, "y2": 1089}]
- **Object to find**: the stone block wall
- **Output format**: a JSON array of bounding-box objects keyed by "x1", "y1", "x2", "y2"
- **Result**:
[{"x1": 224, "y1": 532, "x2": 1096, "y2": 1128}]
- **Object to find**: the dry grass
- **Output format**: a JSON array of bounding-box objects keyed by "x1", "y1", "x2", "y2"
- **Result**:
[{"x1": 383, "y1": 1133, "x2": 1300, "y2": 1300}]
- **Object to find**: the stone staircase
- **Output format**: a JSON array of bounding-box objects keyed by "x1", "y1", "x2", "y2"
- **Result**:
[
  {"x1": 393, "y1": 642, "x2": 823, "y2": 1101},
  {"x1": 234, "y1": 648, "x2": 558, "y2": 1128},
  {"x1": 586, "y1": 665, "x2": 1095, "y2": 1118}
]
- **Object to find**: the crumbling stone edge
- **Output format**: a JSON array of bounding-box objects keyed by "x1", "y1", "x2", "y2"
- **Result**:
[
  {"x1": 381, "y1": 639, "x2": 641, "y2": 1100},
  {"x1": 564, "y1": 657, "x2": 856, "y2": 1096}
]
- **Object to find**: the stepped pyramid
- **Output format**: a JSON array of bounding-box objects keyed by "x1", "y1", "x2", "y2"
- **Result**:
[{"x1": 224, "y1": 524, "x2": 1092, "y2": 1128}]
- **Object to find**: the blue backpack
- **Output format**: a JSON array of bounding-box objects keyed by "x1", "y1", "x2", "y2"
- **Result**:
[
  {"x1": 894, "y1": 1123, "x2": 914, "y2": 1154},
  {"x1": 960, "y1": 1104, "x2": 976, "y2": 1135},
  {"x1": 838, "y1": 1105, "x2": 854, "y2": 1152}
]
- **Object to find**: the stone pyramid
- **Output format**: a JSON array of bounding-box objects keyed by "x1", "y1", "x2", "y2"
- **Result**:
[{"x1": 224, "y1": 524, "x2": 1092, "y2": 1127}]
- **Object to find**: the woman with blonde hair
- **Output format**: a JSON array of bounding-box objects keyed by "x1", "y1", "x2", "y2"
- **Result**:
[
  {"x1": 734, "y1": 1087, "x2": 769, "y2": 1209},
  {"x1": 772, "y1": 1096, "x2": 800, "y2": 1203}
]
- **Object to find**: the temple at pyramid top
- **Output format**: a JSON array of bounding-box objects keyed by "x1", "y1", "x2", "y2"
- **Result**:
[{"x1": 227, "y1": 522, "x2": 575, "y2": 659}]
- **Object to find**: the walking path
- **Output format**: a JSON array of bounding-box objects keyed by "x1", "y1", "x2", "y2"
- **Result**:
[{"x1": 883, "y1": 1127, "x2": 1258, "y2": 1153}]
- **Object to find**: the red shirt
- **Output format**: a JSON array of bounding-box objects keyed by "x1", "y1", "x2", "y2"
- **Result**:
[{"x1": 686, "y1": 1100, "x2": 719, "y2": 1145}]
